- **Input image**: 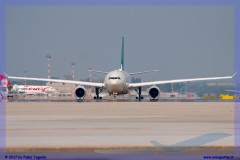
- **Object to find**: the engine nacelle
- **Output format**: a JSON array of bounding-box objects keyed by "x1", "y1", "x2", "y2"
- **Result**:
[
  {"x1": 148, "y1": 86, "x2": 160, "y2": 99},
  {"x1": 12, "y1": 84, "x2": 18, "y2": 92},
  {"x1": 75, "y1": 86, "x2": 86, "y2": 99}
]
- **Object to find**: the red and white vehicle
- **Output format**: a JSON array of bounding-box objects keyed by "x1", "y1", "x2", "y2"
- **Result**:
[
  {"x1": 1, "y1": 74, "x2": 57, "y2": 97},
  {"x1": 11, "y1": 84, "x2": 57, "y2": 95}
]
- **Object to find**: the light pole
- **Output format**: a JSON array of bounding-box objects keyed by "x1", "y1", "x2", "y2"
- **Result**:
[
  {"x1": 46, "y1": 54, "x2": 52, "y2": 85},
  {"x1": 88, "y1": 68, "x2": 92, "y2": 82},
  {"x1": 46, "y1": 54, "x2": 52, "y2": 79},
  {"x1": 24, "y1": 71, "x2": 27, "y2": 86},
  {"x1": 71, "y1": 62, "x2": 75, "y2": 80}
]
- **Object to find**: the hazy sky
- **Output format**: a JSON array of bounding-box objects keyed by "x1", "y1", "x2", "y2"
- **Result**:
[{"x1": 6, "y1": 6, "x2": 234, "y2": 81}]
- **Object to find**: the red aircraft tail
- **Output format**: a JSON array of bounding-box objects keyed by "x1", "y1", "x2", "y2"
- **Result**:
[{"x1": 0, "y1": 74, "x2": 11, "y2": 86}]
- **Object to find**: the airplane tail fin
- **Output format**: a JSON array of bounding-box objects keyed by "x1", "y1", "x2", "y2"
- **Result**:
[
  {"x1": 0, "y1": 73, "x2": 11, "y2": 86},
  {"x1": 120, "y1": 37, "x2": 124, "y2": 70}
]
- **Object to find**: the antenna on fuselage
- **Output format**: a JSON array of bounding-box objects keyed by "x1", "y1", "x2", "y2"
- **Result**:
[{"x1": 120, "y1": 37, "x2": 124, "y2": 71}]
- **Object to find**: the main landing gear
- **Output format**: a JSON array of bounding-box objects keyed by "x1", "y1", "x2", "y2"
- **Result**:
[
  {"x1": 135, "y1": 87, "x2": 143, "y2": 101},
  {"x1": 94, "y1": 87, "x2": 103, "y2": 99}
]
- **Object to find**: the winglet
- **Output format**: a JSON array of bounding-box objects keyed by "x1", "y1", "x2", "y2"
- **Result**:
[{"x1": 232, "y1": 71, "x2": 238, "y2": 78}]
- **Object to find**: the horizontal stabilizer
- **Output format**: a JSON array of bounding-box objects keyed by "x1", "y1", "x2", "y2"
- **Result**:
[
  {"x1": 88, "y1": 69, "x2": 108, "y2": 74},
  {"x1": 129, "y1": 70, "x2": 159, "y2": 75}
]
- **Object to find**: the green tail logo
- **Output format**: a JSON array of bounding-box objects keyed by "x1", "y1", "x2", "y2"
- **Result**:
[{"x1": 121, "y1": 37, "x2": 124, "y2": 70}]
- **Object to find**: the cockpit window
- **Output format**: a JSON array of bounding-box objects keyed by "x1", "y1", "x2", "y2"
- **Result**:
[{"x1": 108, "y1": 77, "x2": 121, "y2": 80}]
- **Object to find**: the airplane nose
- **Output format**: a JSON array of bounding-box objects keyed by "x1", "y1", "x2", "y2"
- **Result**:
[
  {"x1": 109, "y1": 84, "x2": 119, "y2": 91},
  {"x1": 107, "y1": 82, "x2": 124, "y2": 93}
]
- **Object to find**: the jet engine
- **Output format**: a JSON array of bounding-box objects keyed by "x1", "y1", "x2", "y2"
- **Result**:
[
  {"x1": 148, "y1": 86, "x2": 160, "y2": 99},
  {"x1": 12, "y1": 84, "x2": 18, "y2": 92},
  {"x1": 75, "y1": 86, "x2": 86, "y2": 99}
]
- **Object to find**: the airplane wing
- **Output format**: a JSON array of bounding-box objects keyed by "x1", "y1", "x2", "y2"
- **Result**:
[
  {"x1": 129, "y1": 72, "x2": 237, "y2": 88},
  {"x1": 7, "y1": 76, "x2": 104, "y2": 88}
]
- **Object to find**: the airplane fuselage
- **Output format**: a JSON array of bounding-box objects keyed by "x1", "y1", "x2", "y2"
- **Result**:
[
  {"x1": 104, "y1": 70, "x2": 130, "y2": 95},
  {"x1": 12, "y1": 85, "x2": 57, "y2": 94}
]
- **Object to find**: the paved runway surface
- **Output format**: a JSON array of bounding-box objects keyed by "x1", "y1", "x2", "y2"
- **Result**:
[{"x1": 3, "y1": 101, "x2": 237, "y2": 158}]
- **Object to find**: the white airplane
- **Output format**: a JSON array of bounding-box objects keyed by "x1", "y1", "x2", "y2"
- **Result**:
[
  {"x1": 6, "y1": 37, "x2": 236, "y2": 100},
  {"x1": 11, "y1": 84, "x2": 57, "y2": 95}
]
